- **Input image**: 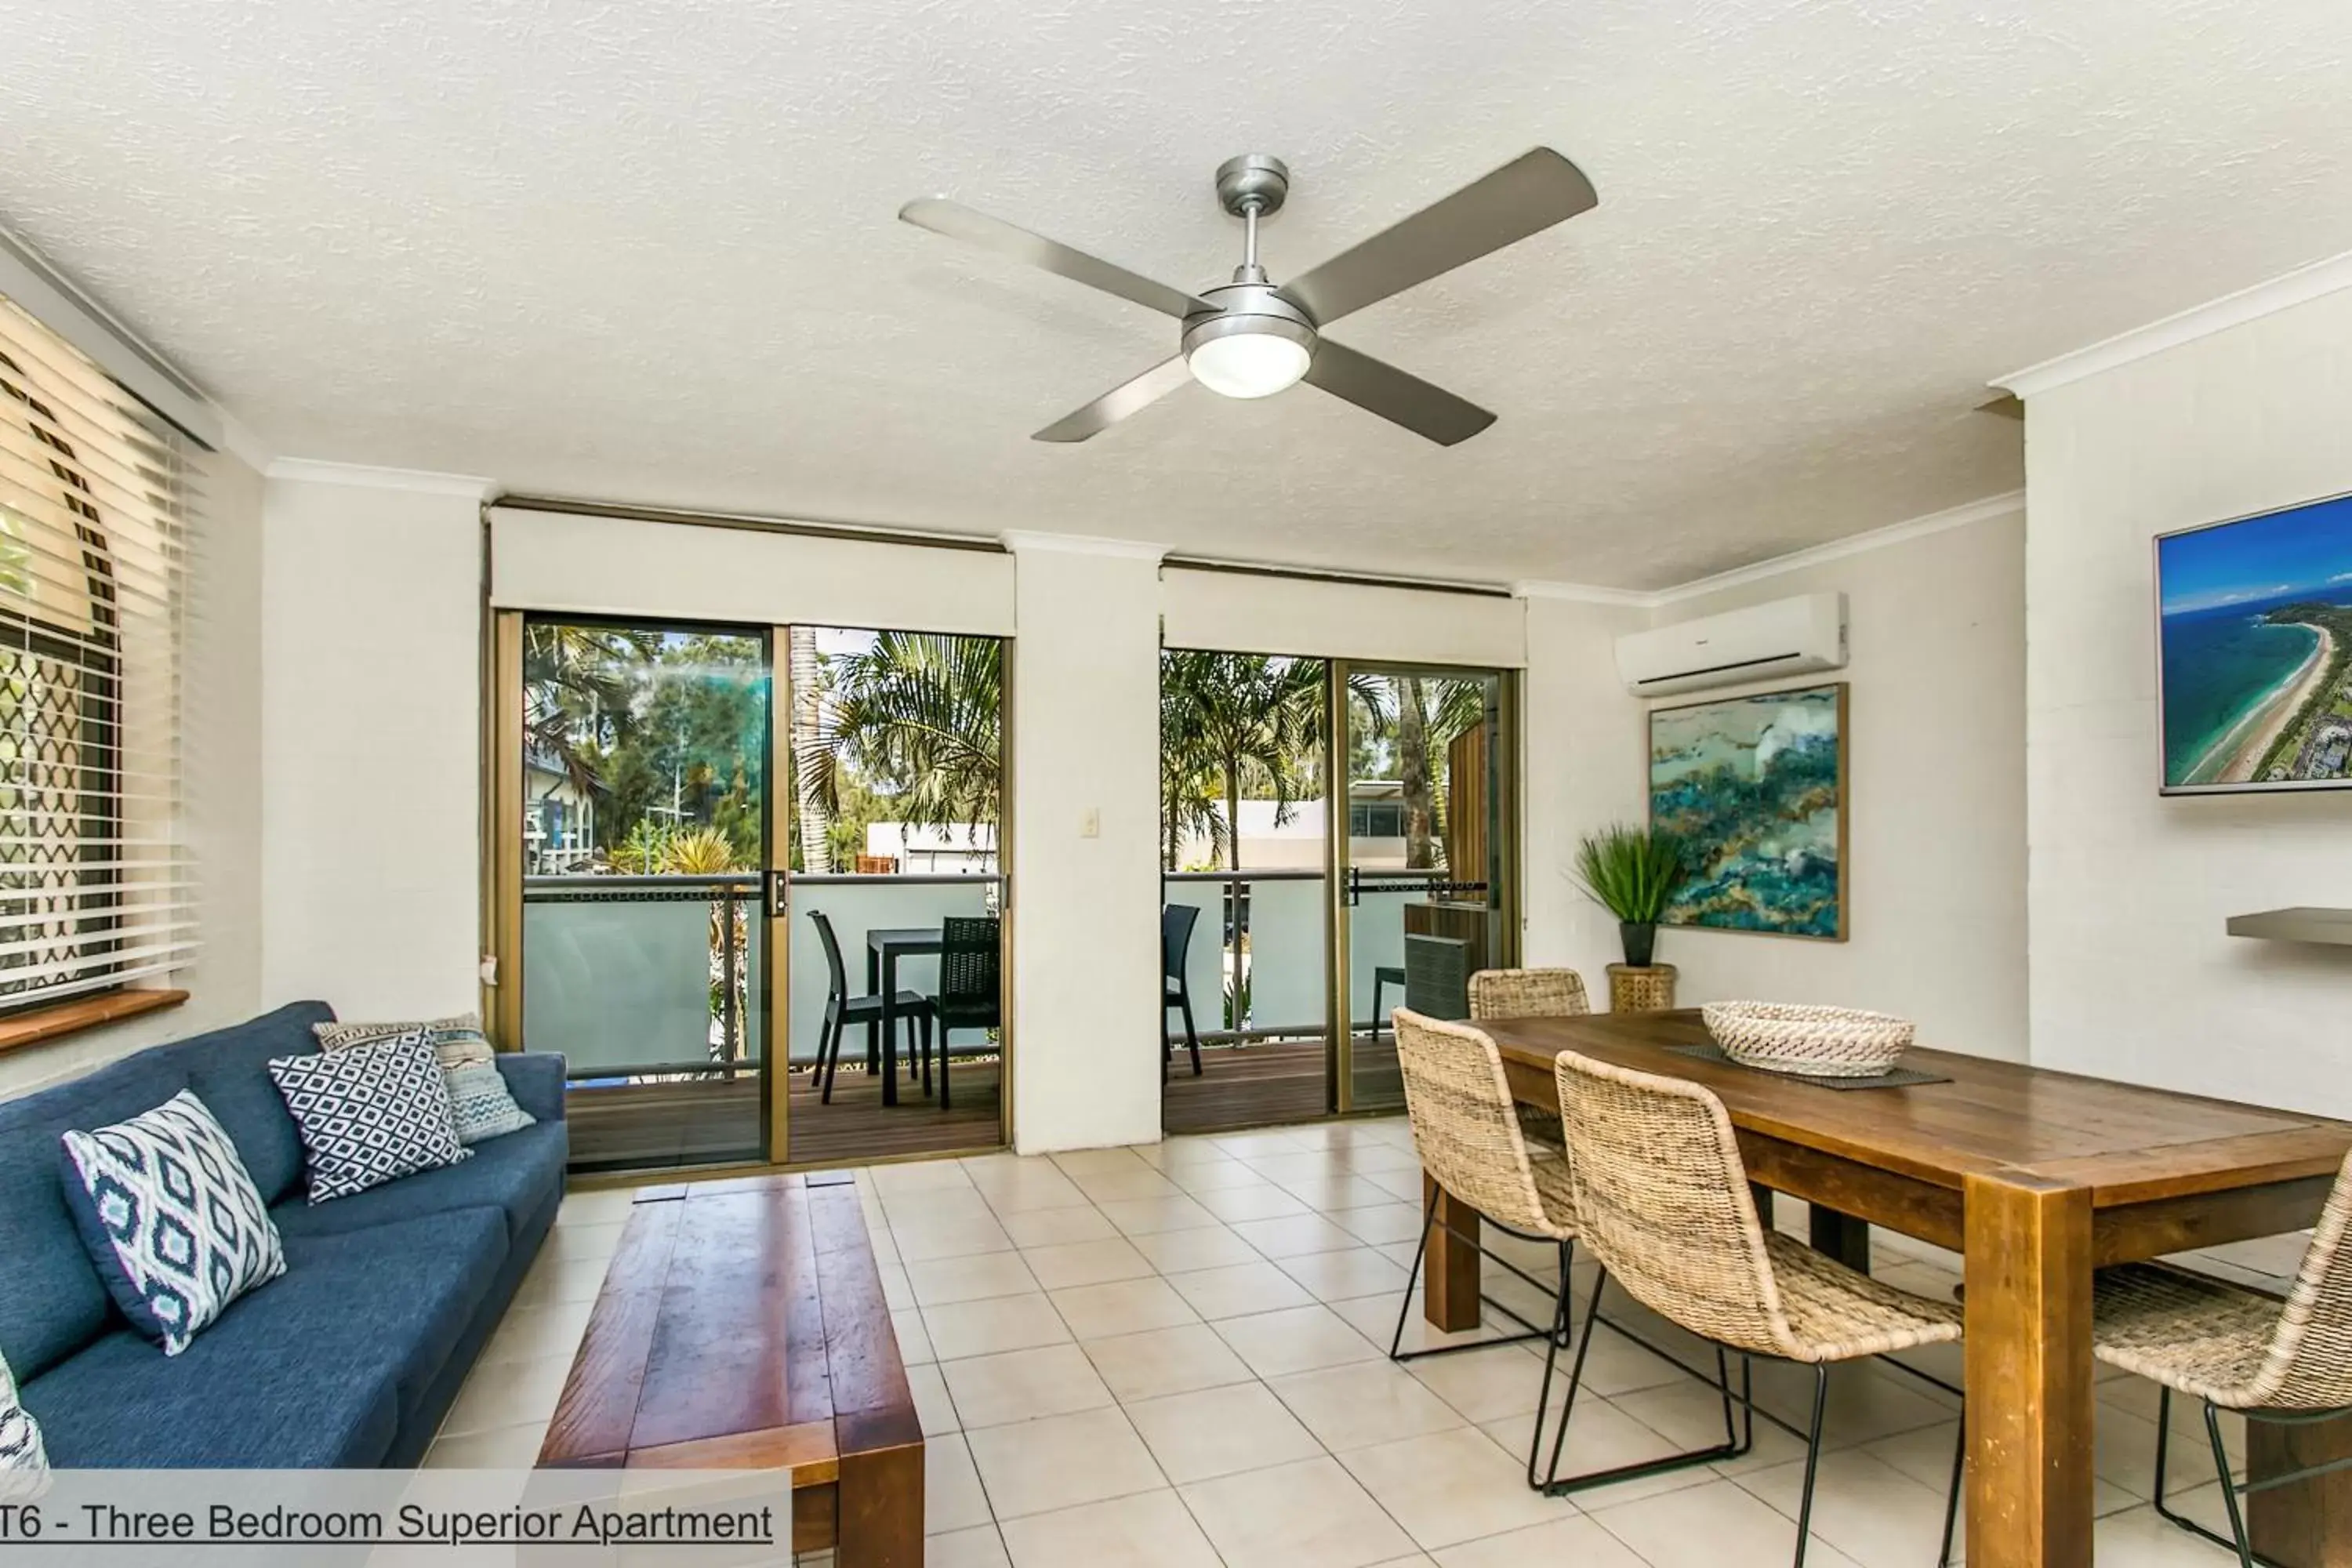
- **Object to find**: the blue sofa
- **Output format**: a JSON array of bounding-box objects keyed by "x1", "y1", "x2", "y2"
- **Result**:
[{"x1": 0, "y1": 1000, "x2": 568, "y2": 1467}]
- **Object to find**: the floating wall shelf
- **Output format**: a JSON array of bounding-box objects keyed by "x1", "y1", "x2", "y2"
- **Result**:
[{"x1": 2226, "y1": 907, "x2": 2352, "y2": 946}]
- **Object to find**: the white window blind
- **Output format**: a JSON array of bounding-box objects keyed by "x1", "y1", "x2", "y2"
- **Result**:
[{"x1": 0, "y1": 294, "x2": 195, "y2": 1007}]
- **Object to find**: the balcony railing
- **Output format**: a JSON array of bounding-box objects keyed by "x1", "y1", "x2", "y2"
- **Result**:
[
  {"x1": 1163, "y1": 867, "x2": 1483, "y2": 1043},
  {"x1": 522, "y1": 871, "x2": 1002, "y2": 1080},
  {"x1": 522, "y1": 873, "x2": 761, "y2": 1080}
]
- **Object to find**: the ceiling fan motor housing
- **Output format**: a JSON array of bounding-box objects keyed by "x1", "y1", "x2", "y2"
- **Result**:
[{"x1": 1181, "y1": 282, "x2": 1317, "y2": 361}]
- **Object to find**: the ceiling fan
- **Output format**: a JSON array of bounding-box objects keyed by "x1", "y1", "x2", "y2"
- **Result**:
[{"x1": 899, "y1": 148, "x2": 1598, "y2": 446}]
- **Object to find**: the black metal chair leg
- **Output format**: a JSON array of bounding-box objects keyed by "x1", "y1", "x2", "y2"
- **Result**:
[
  {"x1": 920, "y1": 1015, "x2": 934, "y2": 1098},
  {"x1": 940, "y1": 1025, "x2": 953, "y2": 1110},
  {"x1": 1791, "y1": 1363, "x2": 1830, "y2": 1568},
  {"x1": 1181, "y1": 993, "x2": 1201, "y2": 1076},
  {"x1": 1524, "y1": 1238, "x2": 1578, "y2": 1488},
  {"x1": 1939, "y1": 1416, "x2": 1965, "y2": 1566},
  {"x1": 2209, "y1": 1400, "x2": 2257, "y2": 1568},
  {"x1": 818, "y1": 1014, "x2": 840, "y2": 1103},
  {"x1": 1387, "y1": 1190, "x2": 1439, "y2": 1362}
]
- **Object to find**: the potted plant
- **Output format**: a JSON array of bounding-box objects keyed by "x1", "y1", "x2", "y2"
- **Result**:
[{"x1": 1572, "y1": 824, "x2": 1687, "y2": 968}]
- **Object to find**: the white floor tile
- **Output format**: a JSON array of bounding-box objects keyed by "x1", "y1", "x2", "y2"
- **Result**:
[
  {"x1": 1585, "y1": 1476, "x2": 1864, "y2": 1568},
  {"x1": 997, "y1": 1490, "x2": 1221, "y2": 1568},
  {"x1": 1019, "y1": 1236, "x2": 1156, "y2": 1290},
  {"x1": 927, "y1": 1434, "x2": 996, "y2": 1534},
  {"x1": 1181, "y1": 1454, "x2": 1418, "y2": 1568},
  {"x1": 964, "y1": 1406, "x2": 1167, "y2": 1519},
  {"x1": 1270, "y1": 1359, "x2": 1468, "y2": 1450},
  {"x1": 1431, "y1": 1516, "x2": 1647, "y2": 1568},
  {"x1": 1126, "y1": 1224, "x2": 1263, "y2": 1273},
  {"x1": 1126, "y1": 1380, "x2": 1324, "y2": 1483},
  {"x1": 1279, "y1": 1246, "x2": 1414, "y2": 1305},
  {"x1": 925, "y1": 1292, "x2": 1075, "y2": 1361},
  {"x1": 1082, "y1": 1323, "x2": 1259, "y2": 1403},
  {"x1": 1214, "y1": 1304, "x2": 1385, "y2": 1378},
  {"x1": 1230, "y1": 1214, "x2": 1367, "y2": 1259},
  {"x1": 1164, "y1": 1259, "x2": 1319, "y2": 1320},
  {"x1": 941, "y1": 1344, "x2": 1116, "y2": 1429},
  {"x1": 926, "y1": 1523, "x2": 1011, "y2": 1568},
  {"x1": 1334, "y1": 1426, "x2": 1582, "y2": 1549},
  {"x1": 999, "y1": 1205, "x2": 1119, "y2": 1248},
  {"x1": 908, "y1": 1250, "x2": 1042, "y2": 1308},
  {"x1": 1049, "y1": 1276, "x2": 1200, "y2": 1339}
]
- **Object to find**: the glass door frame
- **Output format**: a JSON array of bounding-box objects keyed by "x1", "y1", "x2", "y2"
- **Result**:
[
  {"x1": 1326, "y1": 658, "x2": 1523, "y2": 1115},
  {"x1": 483, "y1": 609, "x2": 793, "y2": 1166},
  {"x1": 487, "y1": 612, "x2": 1017, "y2": 1170}
]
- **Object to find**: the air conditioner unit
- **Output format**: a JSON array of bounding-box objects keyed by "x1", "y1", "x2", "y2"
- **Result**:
[{"x1": 1614, "y1": 592, "x2": 1847, "y2": 697}]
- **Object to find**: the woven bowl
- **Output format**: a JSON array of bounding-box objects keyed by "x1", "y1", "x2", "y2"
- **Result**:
[{"x1": 1700, "y1": 1002, "x2": 1915, "y2": 1078}]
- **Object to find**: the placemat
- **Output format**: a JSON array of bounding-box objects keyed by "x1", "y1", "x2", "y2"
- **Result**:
[{"x1": 1667, "y1": 1040, "x2": 1951, "y2": 1091}]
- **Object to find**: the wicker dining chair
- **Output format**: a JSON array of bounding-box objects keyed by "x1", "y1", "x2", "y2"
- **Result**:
[
  {"x1": 1386, "y1": 1008, "x2": 1587, "y2": 1483},
  {"x1": 2091, "y1": 1150, "x2": 2352, "y2": 1568},
  {"x1": 1469, "y1": 967, "x2": 1591, "y2": 1021},
  {"x1": 1550, "y1": 1050, "x2": 1966, "y2": 1566},
  {"x1": 1467, "y1": 967, "x2": 1589, "y2": 1145}
]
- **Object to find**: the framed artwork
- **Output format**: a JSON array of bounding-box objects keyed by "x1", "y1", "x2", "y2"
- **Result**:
[
  {"x1": 2155, "y1": 489, "x2": 2352, "y2": 793},
  {"x1": 1648, "y1": 681, "x2": 1848, "y2": 941}
]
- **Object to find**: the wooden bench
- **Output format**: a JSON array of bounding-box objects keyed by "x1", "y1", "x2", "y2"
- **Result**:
[{"x1": 539, "y1": 1172, "x2": 924, "y2": 1565}]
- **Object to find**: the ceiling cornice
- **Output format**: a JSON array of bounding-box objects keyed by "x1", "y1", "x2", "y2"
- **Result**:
[
  {"x1": 1994, "y1": 249, "x2": 2352, "y2": 400},
  {"x1": 265, "y1": 457, "x2": 495, "y2": 499},
  {"x1": 1650, "y1": 489, "x2": 2025, "y2": 606},
  {"x1": 999, "y1": 530, "x2": 1167, "y2": 562},
  {"x1": 1516, "y1": 488, "x2": 2026, "y2": 612}
]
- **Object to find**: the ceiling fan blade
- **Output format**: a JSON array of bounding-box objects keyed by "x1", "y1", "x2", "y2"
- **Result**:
[
  {"x1": 1033, "y1": 356, "x2": 1194, "y2": 442},
  {"x1": 1277, "y1": 148, "x2": 1597, "y2": 327},
  {"x1": 1302, "y1": 339, "x2": 1494, "y2": 446},
  {"x1": 901, "y1": 198, "x2": 1217, "y2": 320}
]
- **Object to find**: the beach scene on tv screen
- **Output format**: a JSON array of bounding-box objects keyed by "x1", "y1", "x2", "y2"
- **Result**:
[{"x1": 2159, "y1": 494, "x2": 2352, "y2": 789}]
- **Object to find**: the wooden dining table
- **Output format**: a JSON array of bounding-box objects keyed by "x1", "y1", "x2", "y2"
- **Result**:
[{"x1": 1436, "y1": 1009, "x2": 2352, "y2": 1568}]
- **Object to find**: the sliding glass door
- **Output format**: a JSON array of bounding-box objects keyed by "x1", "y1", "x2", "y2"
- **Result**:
[
  {"x1": 514, "y1": 617, "x2": 777, "y2": 1171},
  {"x1": 1333, "y1": 662, "x2": 1518, "y2": 1114}
]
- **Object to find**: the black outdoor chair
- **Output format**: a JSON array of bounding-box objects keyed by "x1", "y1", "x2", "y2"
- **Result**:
[
  {"x1": 1163, "y1": 904, "x2": 1203, "y2": 1079},
  {"x1": 810, "y1": 909, "x2": 934, "y2": 1105},
  {"x1": 929, "y1": 916, "x2": 1002, "y2": 1111},
  {"x1": 1403, "y1": 932, "x2": 1472, "y2": 1021}
]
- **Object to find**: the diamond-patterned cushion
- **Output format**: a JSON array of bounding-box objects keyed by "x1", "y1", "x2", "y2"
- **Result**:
[
  {"x1": 0, "y1": 1349, "x2": 45, "y2": 1483},
  {"x1": 269, "y1": 1036, "x2": 470, "y2": 1204},
  {"x1": 58, "y1": 1091, "x2": 287, "y2": 1356},
  {"x1": 313, "y1": 1014, "x2": 535, "y2": 1145}
]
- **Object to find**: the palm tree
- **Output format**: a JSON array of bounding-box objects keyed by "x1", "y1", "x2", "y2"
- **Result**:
[
  {"x1": 1159, "y1": 652, "x2": 1328, "y2": 871},
  {"x1": 1395, "y1": 676, "x2": 1490, "y2": 869},
  {"x1": 787, "y1": 626, "x2": 830, "y2": 873},
  {"x1": 521, "y1": 622, "x2": 658, "y2": 800},
  {"x1": 799, "y1": 633, "x2": 1002, "y2": 836}
]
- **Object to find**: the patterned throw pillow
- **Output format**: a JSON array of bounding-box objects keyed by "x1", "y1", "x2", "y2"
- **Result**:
[
  {"x1": 0, "y1": 1349, "x2": 46, "y2": 1484},
  {"x1": 59, "y1": 1091, "x2": 287, "y2": 1356},
  {"x1": 270, "y1": 1034, "x2": 471, "y2": 1203},
  {"x1": 313, "y1": 1014, "x2": 535, "y2": 1145}
]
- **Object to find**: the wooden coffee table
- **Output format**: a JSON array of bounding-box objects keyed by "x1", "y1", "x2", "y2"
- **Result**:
[{"x1": 539, "y1": 1172, "x2": 924, "y2": 1566}]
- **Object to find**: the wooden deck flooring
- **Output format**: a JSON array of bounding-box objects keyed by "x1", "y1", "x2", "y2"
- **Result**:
[{"x1": 564, "y1": 1036, "x2": 1399, "y2": 1172}]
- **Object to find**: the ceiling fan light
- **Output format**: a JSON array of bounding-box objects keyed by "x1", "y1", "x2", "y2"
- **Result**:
[{"x1": 1187, "y1": 330, "x2": 1312, "y2": 399}]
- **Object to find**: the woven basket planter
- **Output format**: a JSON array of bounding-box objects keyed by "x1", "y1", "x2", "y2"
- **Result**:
[
  {"x1": 1606, "y1": 962, "x2": 1678, "y2": 1014},
  {"x1": 1701, "y1": 1001, "x2": 1915, "y2": 1077}
]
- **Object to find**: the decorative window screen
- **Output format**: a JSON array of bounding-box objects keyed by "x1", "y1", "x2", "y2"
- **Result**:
[{"x1": 0, "y1": 294, "x2": 194, "y2": 1007}]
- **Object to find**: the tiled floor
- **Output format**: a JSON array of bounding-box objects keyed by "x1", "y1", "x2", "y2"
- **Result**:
[{"x1": 432, "y1": 1116, "x2": 2304, "y2": 1566}]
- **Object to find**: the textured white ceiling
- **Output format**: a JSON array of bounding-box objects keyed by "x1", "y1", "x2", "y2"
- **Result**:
[{"x1": 5, "y1": 0, "x2": 2350, "y2": 588}]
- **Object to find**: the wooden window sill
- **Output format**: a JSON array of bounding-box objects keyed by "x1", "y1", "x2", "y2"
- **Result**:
[{"x1": 0, "y1": 989, "x2": 190, "y2": 1056}]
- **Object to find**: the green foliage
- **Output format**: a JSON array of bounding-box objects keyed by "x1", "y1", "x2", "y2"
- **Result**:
[
  {"x1": 1572, "y1": 823, "x2": 1689, "y2": 924},
  {"x1": 799, "y1": 633, "x2": 1001, "y2": 837},
  {"x1": 1159, "y1": 652, "x2": 1330, "y2": 871}
]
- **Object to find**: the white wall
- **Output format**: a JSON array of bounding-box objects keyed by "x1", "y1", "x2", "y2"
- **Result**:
[
  {"x1": 2025, "y1": 286, "x2": 2352, "y2": 1113},
  {"x1": 1647, "y1": 514, "x2": 2031, "y2": 1056},
  {"x1": 1519, "y1": 593, "x2": 1652, "y2": 989},
  {"x1": 260, "y1": 470, "x2": 485, "y2": 1018},
  {"x1": 0, "y1": 448, "x2": 269, "y2": 1098},
  {"x1": 1005, "y1": 542, "x2": 1165, "y2": 1154}
]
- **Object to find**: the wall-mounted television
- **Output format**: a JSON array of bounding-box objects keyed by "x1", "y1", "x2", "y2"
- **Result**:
[{"x1": 2157, "y1": 491, "x2": 2352, "y2": 793}]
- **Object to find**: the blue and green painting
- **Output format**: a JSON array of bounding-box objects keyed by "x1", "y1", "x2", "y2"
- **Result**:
[{"x1": 1649, "y1": 683, "x2": 1846, "y2": 939}]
